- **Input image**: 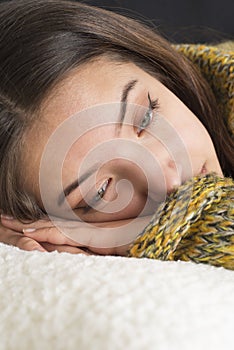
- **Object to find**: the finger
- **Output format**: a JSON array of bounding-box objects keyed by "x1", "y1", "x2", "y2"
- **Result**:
[
  {"x1": 16, "y1": 236, "x2": 47, "y2": 252},
  {"x1": 0, "y1": 229, "x2": 46, "y2": 252},
  {"x1": 40, "y1": 242, "x2": 91, "y2": 255},
  {"x1": 22, "y1": 226, "x2": 80, "y2": 246},
  {"x1": 0, "y1": 214, "x2": 53, "y2": 231},
  {"x1": 0, "y1": 214, "x2": 86, "y2": 233}
]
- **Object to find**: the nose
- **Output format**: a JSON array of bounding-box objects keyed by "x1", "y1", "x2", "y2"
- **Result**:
[
  {"x1": 165, "y1": 159, "x2": 182, "y2": 193},
  {"x1": 146, "y1": 158, "x2": 182, "y2": 203}
]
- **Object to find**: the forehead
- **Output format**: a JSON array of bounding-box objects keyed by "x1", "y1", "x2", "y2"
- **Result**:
[{"x1": 40, "y1": 57, "x2": 143, "y2": 129}]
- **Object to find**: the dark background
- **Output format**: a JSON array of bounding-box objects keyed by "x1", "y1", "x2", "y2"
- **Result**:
[
  {"x1": 82, "y1": 0, "x2": 234, "y2": 43},
  {"x1": 0, "y1": 0, "x2": 233, "y2": 42}
]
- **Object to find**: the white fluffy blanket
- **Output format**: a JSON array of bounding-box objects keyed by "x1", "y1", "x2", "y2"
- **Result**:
[{"x1": 0, "y1": 242, "x2": 234, "y2": 350}]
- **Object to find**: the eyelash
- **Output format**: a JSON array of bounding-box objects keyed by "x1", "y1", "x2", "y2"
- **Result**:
[
  {"x1": 136, "y1": 93, "x2": 159, "y2": 136},
  {"x1": 77, "y1": 93, "x2": 159, "y2": 213}
]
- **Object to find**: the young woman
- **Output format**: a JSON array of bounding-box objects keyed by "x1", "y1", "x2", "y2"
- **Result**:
[{"x1": 0, "y1": 0, "x2": 233, "y2": 255}]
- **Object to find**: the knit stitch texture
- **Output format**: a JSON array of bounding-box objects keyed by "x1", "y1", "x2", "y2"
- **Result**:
[
  {"x1": 128, "y1": 173, "x2": 234, "y2": 270},
  {"x1": 175, "y1": 43, "x2": 234, "y2": 136}
]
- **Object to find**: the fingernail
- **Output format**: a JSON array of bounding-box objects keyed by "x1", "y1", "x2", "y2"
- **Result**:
[
  {"x1": 23, "y1": 228, "x2": 36, "y2": 234},
  {"x1": 1, "y1": 214, "x2": 13, "y2": 220}
]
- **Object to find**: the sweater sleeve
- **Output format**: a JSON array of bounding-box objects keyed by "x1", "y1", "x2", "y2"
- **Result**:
[
  {"x1": 128, "y1": 173, "x2": 234, "y2": 270},
  {"x1": 174, "y1": 43, "x2": 234, "y2": 137}
]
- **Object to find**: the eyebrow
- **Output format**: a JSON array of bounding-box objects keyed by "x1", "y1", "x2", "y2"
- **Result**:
[
  {"x1": 117, "y1": 79, "x2": 138, "y2": 135},
  {"x1": 57, "y1": 79, "x2": 138, "y2": 206}
]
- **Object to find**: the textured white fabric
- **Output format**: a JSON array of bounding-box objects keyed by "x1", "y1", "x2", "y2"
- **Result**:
[{"x1": 0, "y1": 242, "x2": 233, "y2": 350}]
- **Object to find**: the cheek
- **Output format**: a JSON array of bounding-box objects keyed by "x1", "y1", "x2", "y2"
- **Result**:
[
  {"x1": 178, "y1": 121, "x2": 213, "y2": 156},
  {"x1": 109, "y1": 188, "x2": 153, "y2": 218},
  {"x1": 157, "y1": 86, "x2": 209, "y2": 150},
  {"x1": 161, "y1": 100, "x2": 212, "y2": 159},
  {"x1": 81, "y1": 191, "x2": 155, "y2": 223}
]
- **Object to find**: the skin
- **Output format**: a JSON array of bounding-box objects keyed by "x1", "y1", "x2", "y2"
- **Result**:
[{"x1": 0, "y1": 56, "x2": 223, "y2": 255}]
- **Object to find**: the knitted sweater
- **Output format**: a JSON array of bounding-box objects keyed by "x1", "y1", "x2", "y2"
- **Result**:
[{"x1": 128, "y1": 43, "x2": 234, "y2": 270}]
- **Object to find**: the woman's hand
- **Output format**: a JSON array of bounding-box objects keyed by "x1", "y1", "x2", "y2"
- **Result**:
[
  {"x1": 0, "y1": 214, "x2": 91, "y2": 255},
  {"x1": 0, "y1": 213, "x2": 152, "y2": 256}
]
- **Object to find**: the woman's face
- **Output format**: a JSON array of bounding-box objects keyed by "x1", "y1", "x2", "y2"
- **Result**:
[{"x1": 23, "y1": 56, "x2": 223, "y2": 224}]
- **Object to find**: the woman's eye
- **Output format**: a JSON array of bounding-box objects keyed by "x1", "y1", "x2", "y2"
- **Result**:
[
  {"x1": 93, "y1": 178, "x2": 110, "y2": 203},
  {"x1": 79, "y1": 178, "x2": 111, "y2": 213},
  {"x1": 74, "y1": 178, "x2": 111, "y2": 213},
  {"x1": 137, "y1": 93, "x2": 159, "y2": 136},
  {"x1": 139, "y1": 108, "x2": 153, "y2": 129}
]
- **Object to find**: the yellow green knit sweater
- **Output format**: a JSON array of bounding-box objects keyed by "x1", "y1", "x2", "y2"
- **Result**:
[{"x1": 128, "y1": 43, "x2": 234, "y2": 270}]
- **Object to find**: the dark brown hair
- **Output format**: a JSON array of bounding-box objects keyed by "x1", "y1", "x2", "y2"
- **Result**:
[{"x1": 0, "y1": 0, "x2": 233, "y2": 221}]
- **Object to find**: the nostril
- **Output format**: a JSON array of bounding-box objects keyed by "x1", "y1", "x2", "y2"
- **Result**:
[
  {"x1": 168, "y1": 159, "x2": 177, "y2": 170},
  {"x1": 168, "y1": 159, "x2": 182, "y2": 177}
]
